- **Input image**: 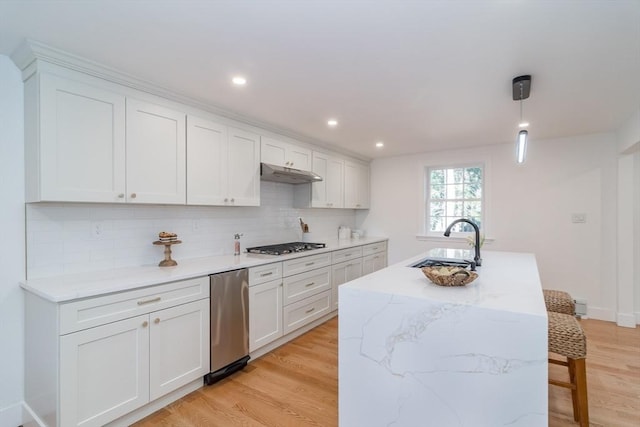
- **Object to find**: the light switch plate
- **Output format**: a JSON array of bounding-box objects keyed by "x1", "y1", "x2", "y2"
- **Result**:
[{"x1": 571, "y1": 213, "x2": 586, "y2": 223}]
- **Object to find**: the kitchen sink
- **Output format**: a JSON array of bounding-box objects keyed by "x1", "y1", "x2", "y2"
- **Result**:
[{"x1": 410, "y1": 257, "x2": 476, "y2": 271}]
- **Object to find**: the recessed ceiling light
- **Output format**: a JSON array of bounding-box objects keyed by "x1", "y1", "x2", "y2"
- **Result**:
[
  {"x1": 327, "y1": 119, "x2": 338, "y2": 127},
  {"x1": 518, "y1": 122, "x2": 529, "y2": 128},
  {"x1": 232, "y1": 76, "x2": 247, "y2": 86},
  {"x1": 376, "y1": 142, "x2": 384, "y2": 148}
]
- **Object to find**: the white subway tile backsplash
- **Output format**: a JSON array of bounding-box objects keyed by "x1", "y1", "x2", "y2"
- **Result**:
[{"x1": 26, "y1": 182, "x2": 357, "y2": 279}]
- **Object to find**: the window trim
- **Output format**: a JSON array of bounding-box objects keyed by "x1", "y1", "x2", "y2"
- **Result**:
[{"x1": 418, "y1": 160, "x2": 491, "y2": 241}]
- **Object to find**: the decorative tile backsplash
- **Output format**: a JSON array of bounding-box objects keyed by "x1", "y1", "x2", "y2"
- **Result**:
[{"x1": 26, "y1": 182, "x2": 357, "y2": 279}]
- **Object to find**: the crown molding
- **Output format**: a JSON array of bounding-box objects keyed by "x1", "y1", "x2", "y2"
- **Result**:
[{"x1": 10, "y1": 39, "x2": 370, "y2": 162}]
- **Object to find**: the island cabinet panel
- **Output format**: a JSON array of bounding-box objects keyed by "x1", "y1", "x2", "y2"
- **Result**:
[
  {"x1": 28, "y1": 72, "x2": 126, "y2": 203},
  {"x1": 126, "y1": 98, "x2": 186, "y2": 204},
  {"x1": 261, "y1": 137, "x2": 312, "y2": 170},
  {"x1": 248, "y1": 279, "x2": 283, "y2": 352}
]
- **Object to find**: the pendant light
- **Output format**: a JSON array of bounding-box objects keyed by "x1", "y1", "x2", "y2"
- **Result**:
[{"x1": 512, "y1": 75, "x2": 531, "y2": 164}]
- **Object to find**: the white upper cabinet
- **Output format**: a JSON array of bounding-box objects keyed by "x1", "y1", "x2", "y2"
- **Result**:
[
  {"x1": 126, "y1": 99, "x2": 186, "y2": 204},
  {"x1": 27, "y1": 73, "x2": 127, "y2": 202},
  {"x1": 26, "y1": 71, "x2": 187, "y2": 204},
  {"x1": 261, "y1": 137, "x2": 312, "y2": 171},
  {"x1": 344, "y1": 161, "x2": 370, "y2": 209},
  {"x1": 311, "y1": 151, "x2": 344, "y2": 208},
  {"x1": 186, "y1": 120, "x2": 260, "y2": 206},
  {"x1": 227, "y1": 127, "x2": 261, "y2": 206},
  {"x1": 186, "y1": 116, "x2": 228, "y2": 205}
]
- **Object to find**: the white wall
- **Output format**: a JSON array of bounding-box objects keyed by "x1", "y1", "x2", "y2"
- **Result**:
[
  {"x1": 0, "y1": 55, "x2": 26, "y2": 426},
  {"x1": 357, "y1": 132, "x2": 619, "y2": 321},
  {"x1": 617, "y1": 107, "x2": 640, "y2": 154}
]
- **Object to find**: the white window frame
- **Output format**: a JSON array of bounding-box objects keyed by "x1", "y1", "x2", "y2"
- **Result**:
[{"x1": 417, "y1": 161, "x2": 490, "y2": 242}]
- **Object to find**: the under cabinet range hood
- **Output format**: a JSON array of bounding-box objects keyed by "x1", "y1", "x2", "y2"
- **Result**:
[{"x1": 260, "y1": 162, "x2": 323, "y2": 184}]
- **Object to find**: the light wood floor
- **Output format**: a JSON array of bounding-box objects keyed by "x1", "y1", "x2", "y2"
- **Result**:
[{"x1": 134, "y1": 317, "x2": 639, "y2": 427}]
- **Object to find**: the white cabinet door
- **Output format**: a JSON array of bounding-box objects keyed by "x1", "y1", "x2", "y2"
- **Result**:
[
  {"x1": 261, "y1": 137, "x2": 311, "y2": 170},
  {"x1": 362, "y1": 253, "x2": 387, "y2": 276},
  {"x1": 312, "y1": 151, "x2": 344, "y2": 208},
  {"x1": 126, "y1": 99, "x2": 186, "y2": 204},
  {"x1": 59, "y1": 315, "x2": 149, "y2": 427},
  {"x1": 331, "y1": 258, "x2": 363, "y2": 310},
  {"x1": 227, "y1": 127, "x2": 260, "y2": 206},
  {"x1": 36, "y1": 73, "x2": 126, "y2": 203},
  {"x1": 186, "y1": 116, "x2": 228, "y2": 205},
  {"x1": 149, "y1": 299, "x2": 210, "y2": 401},
  {"x1": 249, "y1": 279, "x2": 283, "y2": 352},
  {"x1": 344, "y1": 161, "x2": 370, "y2": 209}
]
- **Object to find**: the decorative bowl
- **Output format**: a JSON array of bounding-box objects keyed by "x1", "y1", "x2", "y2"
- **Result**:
[{"x1": 421, "y1": 266, "x2": 478, "y2": 287}]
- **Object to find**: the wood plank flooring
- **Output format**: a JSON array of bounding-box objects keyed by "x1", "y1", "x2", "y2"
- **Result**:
[{"x1": 133, "y1": 317, "x2": 639, "y2": 427}]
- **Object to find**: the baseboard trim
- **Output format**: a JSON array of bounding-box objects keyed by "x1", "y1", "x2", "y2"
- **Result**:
[
  {"x1": 635, "y1": 311, "x2": 640, "y2": 325},
  {"x1": 617, "y1": 312, "x2": 637, "y2": 328},
  {"x1": 0, "y1": 402, "x2": 24, "y2": 427},
  {"x1": 586, "y1": 306, "x2": 615, "y2": 322}
]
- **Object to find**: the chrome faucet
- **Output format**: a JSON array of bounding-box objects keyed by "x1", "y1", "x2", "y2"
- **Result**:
[{"x1": 444, "y1": 219, "x2": 482, "y2": 267}]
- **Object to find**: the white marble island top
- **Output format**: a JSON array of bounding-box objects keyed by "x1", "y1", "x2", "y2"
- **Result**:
[{"x1": 339, "y1": 250, "x2": 548, "y2": 427}]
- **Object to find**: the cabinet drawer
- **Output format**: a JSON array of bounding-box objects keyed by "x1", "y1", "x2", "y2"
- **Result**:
[
  {"x1": 59, "y1": 276, "x2": 209, "y2": 335},
  {"x1": 283, "y1": 290, "x2": 331, "y2": 335},
  {"x1": 283, "y1": 252, "x2": 331, "y2": 277},
  {"x1": 249, "y1": 262, "x2": 283, "y2": 286},
  {"x1": 283, "y1": 266, "x2": 331, "y2": 306},
  {"x1": 362, "y1": 241, "x2": 387, "y2": 256},
  {"x1": 331, "y1": 247, "x2": 363, "y2": 264}
]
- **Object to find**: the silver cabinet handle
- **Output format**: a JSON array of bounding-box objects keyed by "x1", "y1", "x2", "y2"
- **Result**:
[
  {"x1": 154, "y1": 318, "x2": 160, "y2": 324},
  {"x1": 230, "y1": 198, "x2": 235, "y2": 203},
  {"x1": 137, "y1": 296, "x2": 161, "y2": 305},
  {"x1": 260, "y1": 271, "x2": 273, "y2": 277},
  {"x1": 305, "y1": 262, "x2": 315, "y2": 266},
  {"x1": 130, "y1": 193, "x2": 137, "y2": 199},
  {"x1": 305, "y1": 282, "x2": 315, "y2": 287},
  {"x1": 305, "y1": 307, "x2": 315, "y2": 314},
  {"x1": 117, "y1": 193, "x2": 124, "y2": 198},
  {"x1": 142, "y1": 321, "x2": 148, "y2": 328},
  {"x1": 224, "y1": 198, "x2": 228, "y2": 202}
]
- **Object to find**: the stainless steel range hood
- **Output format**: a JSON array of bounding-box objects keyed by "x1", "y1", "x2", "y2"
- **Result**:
[{"x1": 260, "y1": 163, "x2": 323, "y2": 184}]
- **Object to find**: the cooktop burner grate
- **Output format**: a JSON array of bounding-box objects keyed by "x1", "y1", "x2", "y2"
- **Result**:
[{"x1": 246, "y1": 242, "x2": 326, "y2": 255}]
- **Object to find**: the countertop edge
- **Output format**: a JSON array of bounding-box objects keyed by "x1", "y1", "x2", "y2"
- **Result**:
[{"x1": 21, "y1": 237, "x2": 388, "y2": 303}]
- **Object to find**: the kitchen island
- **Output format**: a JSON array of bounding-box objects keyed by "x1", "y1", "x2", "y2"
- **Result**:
[{"x1": 339, "y1": 250, "x2": 548, "y2": 427}]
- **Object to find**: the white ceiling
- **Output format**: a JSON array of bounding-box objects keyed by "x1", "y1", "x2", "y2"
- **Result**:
[{"x1": 1, "y1": 0, "x2": 639, "y2": 159}]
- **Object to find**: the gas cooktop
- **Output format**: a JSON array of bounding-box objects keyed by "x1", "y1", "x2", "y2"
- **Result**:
[{"x1": 246, "y1": 242, "x2": 326, "y2": 255}]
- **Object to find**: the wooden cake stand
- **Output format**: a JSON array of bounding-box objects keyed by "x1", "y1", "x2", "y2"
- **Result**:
[{"x1": 153, "y1": 240, "x2": 182, "y2": 267}]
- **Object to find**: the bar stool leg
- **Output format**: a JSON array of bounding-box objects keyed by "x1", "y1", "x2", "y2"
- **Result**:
[
  {"x1": 568, "y1": 358, "x2": 579, "y2": 421},
  {"x1": 573, "y1": 358, "x2": 589, "y2": 427}
]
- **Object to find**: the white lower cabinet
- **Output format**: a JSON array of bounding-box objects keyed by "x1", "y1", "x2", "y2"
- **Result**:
[
  {"x1": 362, "y1": 253, "x2": 388, "y2": 276},
  {"x1": 331, "y1": 258, "x2": 363, "y2": 311},
  {"x1": 248, "y1": 278, "x2": 283, "y2": 352},
  {"x1": 25, "y1": 277, "x2": 210, "y2": 427},
  {"x1": 60, "y1": 315, "x2": 149, "y2": 427},
  {"x1": 283, "y1": 290, "x2": 331, "y2": 335}
]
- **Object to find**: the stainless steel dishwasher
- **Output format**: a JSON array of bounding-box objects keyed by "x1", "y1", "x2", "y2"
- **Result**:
[{"x1": 204, "y1": 268, "x2": 250, "y2": 385}]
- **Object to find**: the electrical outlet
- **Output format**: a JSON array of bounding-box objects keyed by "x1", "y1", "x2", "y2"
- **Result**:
[
  {"x1": 571, "y1": 213, "x2": 586, "y2": 223},
  {"x1": 574, "y1": 298, "x2": 587, "y2": 316},
  {"x1": 92, "y1": 222, "x2": 103, "y2": 239}
]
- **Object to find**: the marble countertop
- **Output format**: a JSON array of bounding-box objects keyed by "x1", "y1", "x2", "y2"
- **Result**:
[
  {"x1": 22, "y1": 236, "x2": 387, "y2": 303},
  {"x1": 342, "y1": 248, "x2": 546, "y2": 317}
]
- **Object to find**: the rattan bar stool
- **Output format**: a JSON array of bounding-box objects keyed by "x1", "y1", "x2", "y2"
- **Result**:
[
  {"x1": 548, "y1": 311, "x2": 589, "y2": 426},
  {"x1": 543, "y1": 289, "x2": 575, "y2": 315}
]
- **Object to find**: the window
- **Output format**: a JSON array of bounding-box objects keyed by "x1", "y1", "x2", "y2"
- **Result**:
[{"x1": 425, "y1": 164, "x2": 483, "y2": 234}]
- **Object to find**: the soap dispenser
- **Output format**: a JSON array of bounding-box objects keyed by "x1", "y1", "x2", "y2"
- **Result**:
[{"x1": 234, "y1": 233, "x2": 243, "y2": 256}]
